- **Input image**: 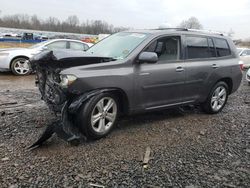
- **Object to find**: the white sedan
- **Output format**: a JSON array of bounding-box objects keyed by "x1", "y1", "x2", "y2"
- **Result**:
[
  {"x1": 0, "y1": 39, "x2": 92, "y2": 75},
  {"x1": 246, "y1": 68, "x2": 250, "y2": 86},
  {"x1": 237, "y1": 48, "x2": 250, "y2": 69}
]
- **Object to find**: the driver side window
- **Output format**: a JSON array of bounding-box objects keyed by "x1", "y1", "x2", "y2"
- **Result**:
[{"x1": 145, "y1": 36, "x2": 181, "y2": 62}]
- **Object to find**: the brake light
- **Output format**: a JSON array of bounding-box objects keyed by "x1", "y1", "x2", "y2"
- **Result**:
[{"x1": 239, "y1": 60, "x2": 244, "y2": 71}]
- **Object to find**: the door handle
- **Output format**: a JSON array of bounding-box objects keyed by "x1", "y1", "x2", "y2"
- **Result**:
[
  {"x1": 212, "y1": 64, "x2": 219, "y2": 69},
  {"x1": 176, "y1": 66, "x2": 184, "y2": 72}
]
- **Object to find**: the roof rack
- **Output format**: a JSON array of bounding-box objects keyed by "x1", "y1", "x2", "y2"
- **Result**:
[{"x1": 153, "y1": 28, "x2": 224, "y2": 36}]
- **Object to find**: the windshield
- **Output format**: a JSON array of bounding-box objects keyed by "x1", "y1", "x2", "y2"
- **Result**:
[
  {"x1": 28, "y1": 40, "x2": 50, "y2": 49},
  {"x1": 87, "y1": 32, "x2": 149, "y2": 59}
]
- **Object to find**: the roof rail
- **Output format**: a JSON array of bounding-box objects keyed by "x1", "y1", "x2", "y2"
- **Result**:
[
  {"x1": 153, "y1": 28, "x2": 225, "y2": 36},
  {"x1": 187, "y1": 29, "x2": 224, "y2": 36},
  {"x1": 154, "y1": 28, "x2": 188, "y2": 31}
]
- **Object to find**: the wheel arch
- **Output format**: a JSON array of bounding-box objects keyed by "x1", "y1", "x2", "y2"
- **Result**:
[
  {"x1": 10, "y1": 55, "x2": 30, "y2": 69},
  {"x1": 68, "y1": 87, "x2": 130, "y2": 115},
  {"x1": 107, "y1": 88, "x2": 129, "y2": 115},
  {"x1": 216, "y1": 77, "x2": 233, "y2": 94}
]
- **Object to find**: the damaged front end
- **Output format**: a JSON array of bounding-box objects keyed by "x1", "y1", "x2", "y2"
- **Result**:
[{"x1": 29, "y1": 50, "x2": 115, "y2": 149}]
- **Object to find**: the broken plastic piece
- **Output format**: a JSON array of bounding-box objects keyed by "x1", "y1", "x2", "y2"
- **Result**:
[{"x1": 28, "y1": 102, "x2": 86, "y2": 150}]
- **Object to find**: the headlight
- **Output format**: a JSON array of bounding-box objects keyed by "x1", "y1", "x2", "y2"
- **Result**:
[
  {"x1": 0, "y1": 52, "x2": 9, "y2": 57},
  {"x1": 59, "y1": 74, "x2": 77, "y2": 88}
]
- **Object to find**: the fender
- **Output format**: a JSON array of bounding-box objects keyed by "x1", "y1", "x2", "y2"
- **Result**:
[{"x1": 68, "y1": 88, "x2": 117, "y2": 114}]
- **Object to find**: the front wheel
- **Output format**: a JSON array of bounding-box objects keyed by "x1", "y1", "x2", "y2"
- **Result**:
[
  {"x1": 76, "y1": 93, "x2": 119, "y2": 140},
  {"x1": 10, "y1": 57, "x2": 31, "y2": 76},
  {"x1": 202, "y1": 81, "x2": 229, "y2": 114}
]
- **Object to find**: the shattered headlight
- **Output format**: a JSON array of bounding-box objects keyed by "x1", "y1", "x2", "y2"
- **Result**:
[{"x1": 59, "y1": 74, "x2": 77, "y2": 88}]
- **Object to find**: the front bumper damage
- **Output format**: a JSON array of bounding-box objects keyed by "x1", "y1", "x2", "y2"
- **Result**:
[
  {"x1": 29, "y1": 101, "x2": 84, "y2": 149},
  {"x1": 29, "y1": 89, "x2": 115, "y2": 149},
  {"x1": 29, "y1": 50, "x2": 115, "y2": 149}
]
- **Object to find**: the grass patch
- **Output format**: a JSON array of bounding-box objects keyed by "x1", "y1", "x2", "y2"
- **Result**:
[{"x1": 0, "y1": 42, "x2": 33, "y2": 49}]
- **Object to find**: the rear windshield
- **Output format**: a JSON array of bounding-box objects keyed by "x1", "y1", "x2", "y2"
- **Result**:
[{"x1": 87, "y1": 32, "x2": 149, "y2": 60}]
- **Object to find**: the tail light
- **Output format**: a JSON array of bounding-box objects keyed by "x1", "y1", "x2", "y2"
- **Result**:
[{"x1": 239, "y1": 60, "x2": 244, "y2": 71}]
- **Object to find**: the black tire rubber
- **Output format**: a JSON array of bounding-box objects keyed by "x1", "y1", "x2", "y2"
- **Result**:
[
  {"x1": 10, "y1": 57, "x2": 31, "y2": 76},
  {"x1": 202, "y1": 81, "x2": 229, "y2": 114},
  {"x1": 76, "y1": 93, "x2": 119, "y2": 140}
]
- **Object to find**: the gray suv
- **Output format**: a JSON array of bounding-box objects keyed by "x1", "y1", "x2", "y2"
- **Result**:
[{"x1": 30, "y1": 29, "x2": 242, "y2": 146}]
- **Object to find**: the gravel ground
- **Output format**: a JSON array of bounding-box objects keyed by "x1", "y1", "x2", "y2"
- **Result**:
[{"x1": 0, "y1": 73, "x2": 249, "y2": 188}]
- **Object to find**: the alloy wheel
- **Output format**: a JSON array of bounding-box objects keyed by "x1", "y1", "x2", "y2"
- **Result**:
[
  {"x1": 211, "y1": 86, "x2": 227, "y2": 111},
  {"x1": 90, "y1": 97, "x2": 117, "y2": 134},
  {"x1": 13, "y1": 59, "x2": 30, "y2": 75}
]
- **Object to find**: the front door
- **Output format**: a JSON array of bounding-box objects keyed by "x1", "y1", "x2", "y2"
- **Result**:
[{"x1": 135, "y1": 36, "x2": 186, "y2": 110}]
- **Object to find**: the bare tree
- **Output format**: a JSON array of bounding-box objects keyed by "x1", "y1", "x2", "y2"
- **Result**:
[
  {"x1": 31, "y1": 15, "x2": 41, "y2": 30},
  {"x1": 178, "y1": 17, "x2": 203, "y2": 29},
  {"x1": 66, "y1": 15, "x2": 79, "y2": 27}
]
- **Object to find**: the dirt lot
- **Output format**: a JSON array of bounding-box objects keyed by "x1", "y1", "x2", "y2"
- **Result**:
[{"x1": 0, "y1": 72, "x2": 249, "y2": 187}]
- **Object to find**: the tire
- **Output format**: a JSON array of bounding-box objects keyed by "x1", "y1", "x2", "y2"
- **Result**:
[
  {"x1": 202, "y1": 81, "x2": 229, "y2": 114},
  {"x1": 10, "y1": 57, "x2": 31, "y2": 76},
  {"x1": 76, "y1": 93, "x2": 119, "y2": 140}
]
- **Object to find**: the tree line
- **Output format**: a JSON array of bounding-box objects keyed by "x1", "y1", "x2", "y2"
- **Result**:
[
  {"x1": 0, "y1": 11, "x2": 216, "y2": 36},
  {"x1": 0, "y1": 12, "x2": 128, "y2": 34}
]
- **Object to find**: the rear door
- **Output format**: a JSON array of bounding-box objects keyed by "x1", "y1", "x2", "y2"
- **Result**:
[
  {"x1": 135, "y1": 35, "x2": 186, "y2": 110},
  {"x1": 183, "y1": 35, "x2": 217, "y2": 102}
]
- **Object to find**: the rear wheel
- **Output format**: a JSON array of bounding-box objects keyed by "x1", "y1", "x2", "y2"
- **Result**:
[
  {"x1": 76, "y1": 93, "x2": 119, "y2": 139},
  {"x1": 202, "y1": 81, "x2": 229, "y2": 114},
  {"x1": 10, "y1": 57, "x2": 31, "y2": 76}
]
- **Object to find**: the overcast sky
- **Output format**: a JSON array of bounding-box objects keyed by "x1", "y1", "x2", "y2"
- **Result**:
[{"x1": 1, "y1": 0, "x2": 250, "y2": 39}]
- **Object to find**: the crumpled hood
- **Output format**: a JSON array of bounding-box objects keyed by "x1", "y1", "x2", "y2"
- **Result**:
[{"x1": 30, "y1": 50, "x2": 116, "y2": 70}]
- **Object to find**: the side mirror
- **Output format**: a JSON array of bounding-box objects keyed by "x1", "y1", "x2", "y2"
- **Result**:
[{"x1": 138, "y1": 52, "x2": 158, "y2": 64}]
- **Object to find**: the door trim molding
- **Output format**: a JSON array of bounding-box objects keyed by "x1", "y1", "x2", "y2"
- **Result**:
[{"x1": 145, "y1": 100, "x2": 195, "y2": 110}]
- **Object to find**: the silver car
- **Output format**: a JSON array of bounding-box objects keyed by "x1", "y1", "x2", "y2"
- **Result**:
[
  {"x1": 246, "y1": 68, "x2": 250, "y2": 85},
  {"x1": 237, "y1": 48, "x2": 250, "y2": 69},
  {"x1": 0, "y1": 39, "x2": 91, "y2": 75}
]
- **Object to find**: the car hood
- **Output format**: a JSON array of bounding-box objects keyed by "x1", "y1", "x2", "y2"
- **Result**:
[
  {"x1": 30, "y1": 50, "x2": 117, "y2": 70},
  {"x1": 0, "y1": 48, "x2": 27, "y2": 52}
]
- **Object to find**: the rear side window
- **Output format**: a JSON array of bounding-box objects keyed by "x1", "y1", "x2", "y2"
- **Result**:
[
  {"x1": 70, "y1": 42, "x2": 89, "y2": 51},
  {"x1": 186, "y1": 36, "x2": 211, "y2": 59},
  {"x1": 214, "y1": 38, "x2": 231, "y2": 57}
]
